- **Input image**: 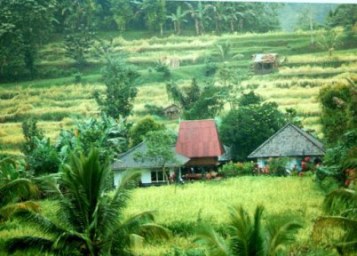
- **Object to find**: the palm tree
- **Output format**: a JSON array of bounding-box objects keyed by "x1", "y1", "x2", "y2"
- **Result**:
[
  {"x1": 5, "y1": 149, "x2": 170, "y2": 256},
  {"x1": 196, "y1": 205, "x2": 302, "y2": 256},
  {"x1": 167, "y1": 6, "x2": 188, "y2": 35},
  {"x1": 313, "y1": 189, "x2": 357, "y2": 255}
]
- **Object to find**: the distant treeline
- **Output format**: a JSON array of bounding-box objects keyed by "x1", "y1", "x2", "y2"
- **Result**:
[{"x1": 0, "y1": 1, "x2": 355, "y2": 82}]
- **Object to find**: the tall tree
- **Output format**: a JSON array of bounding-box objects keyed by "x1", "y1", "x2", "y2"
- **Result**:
[
  {"x1": 167, "y1": 6, "x2": 188, "y2": 35},
  {"x1": 141, "y1": 0, "x2": 167, "y2": 36},
  {"x1": 0, "y1": 0, "x2": 56, "y2": 78},
  {"x1": 5, "y1": 149, "x2": 170, "y2": 255},
  {"x1": 166, "y1": 78, "x2": 226, "y2": 120},
  {"x1": 135, "y1": 130, "x2": 176, "y2": 184},
  {"x1": 95, "y1": 51, "x2": 139, "y2": 118},
  {"x1": 185, "y1": 2, "x2": 210, "y2": 35}
]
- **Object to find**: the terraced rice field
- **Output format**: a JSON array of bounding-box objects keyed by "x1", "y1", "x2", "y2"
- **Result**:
[{"x1": 1, "y1": 31, "x2": 356, "y2": 155}]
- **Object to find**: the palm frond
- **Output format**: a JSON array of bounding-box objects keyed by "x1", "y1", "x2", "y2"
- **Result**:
[
  {"x1": 195, "y1": 223, "x2": 230, "y2": 256},
  {"x1": 0, "y1": 201, "x2": 39, "y2": 221},
  {"x1": 137, "y1": 223, "x2": 171, "y2": 240},
  {"x1": 265, "y1": 215, "x2": 303, "y2": 256},
  {"x1": 5, "y1": 236, "x2": 53, "y2": 254},
  {"x1": 14, "y1": 209, "x2": 67, "y2": 236},
  {"x1": 323, "y1": 189, "x2": 357, "y2": 217},
  {"x1": 0, "y1": 178, "x2": 40, "y2": 206},
  {"x1": 313, "y1": 216, "x2": 357, "y2": 252},
  {"x1": 229, "y1": 205, "x2": 265, "y2": 256}
]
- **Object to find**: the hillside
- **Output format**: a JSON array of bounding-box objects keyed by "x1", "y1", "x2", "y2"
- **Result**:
[{"x1": 0, "y1": 30, "x2": 357, "y2": 155}]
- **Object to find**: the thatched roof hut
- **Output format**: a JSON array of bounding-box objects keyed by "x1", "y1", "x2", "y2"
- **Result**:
[
  {"x1": 252, "y1": 53, "x2": 279, "y2": 74},
  {"x1": 248, "y1": 123, "x2": 324, "y2": 159}
]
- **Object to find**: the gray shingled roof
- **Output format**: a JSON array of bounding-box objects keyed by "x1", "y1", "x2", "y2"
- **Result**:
[
  {"x1": 248, "y1": 123, "x2": 325, "y2": 158},
  {"x1": 112, "y1": 142, "x2": 190, "y2": 170}
]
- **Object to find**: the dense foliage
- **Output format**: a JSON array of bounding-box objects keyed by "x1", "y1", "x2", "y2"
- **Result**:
[
  {"x1": 95, "y1": 54, "x2": 140, "y2": 118},
  {"x1": 129, "y1": 116, "x2": 165, "y2": 147},
  {"x1": 318, "y1": 79, "x2": 357, "y2": 186},
  {"x1": 166, "y1": 78, "x2": 227, "y2": 120},
  {"x1": 220, "y1": 92, "x2": 286, "y2": 161},
  {"x1": 5, "y1": 149, "x2": 170, "y2": 256}
]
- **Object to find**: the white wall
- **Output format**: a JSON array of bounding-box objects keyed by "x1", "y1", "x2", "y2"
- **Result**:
[
  {"x1": 113, "y1": 168, "x2": 176, "y2": 187},
  {"x1": 257, "y1": 157, "x2": 302, "y2": 171}
]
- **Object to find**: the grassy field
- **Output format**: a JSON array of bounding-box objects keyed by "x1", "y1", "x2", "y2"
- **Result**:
[
  {"x1": 0, "y1": 30, "x2": 357, "y2": 155},
  {"x1": 0, "y1": 176, "x2": 333, "y2": 255}
]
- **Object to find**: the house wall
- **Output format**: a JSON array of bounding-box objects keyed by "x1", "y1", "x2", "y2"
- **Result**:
[
  {"x1": 186, "y1": 157, "x2": 219, "y2": 167},
  {"x1": 113, "y1": 168, "x2": 175, "y2": 187},
  {"x1": 257, "y1": 157, "x2": 301, "y2": 171}
]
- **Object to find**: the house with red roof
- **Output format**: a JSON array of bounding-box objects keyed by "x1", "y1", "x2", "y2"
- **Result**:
[{"x1": 112, "y1": 119, "x2": 230, "y2": 186}]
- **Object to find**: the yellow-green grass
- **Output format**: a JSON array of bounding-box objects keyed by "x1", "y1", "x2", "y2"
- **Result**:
[
  {"x1": 0, "y1": 176, "x2": 326, "y2": 255},
  {"x1": 125, "y1": 176, "x2": 324, "y2": 254}
]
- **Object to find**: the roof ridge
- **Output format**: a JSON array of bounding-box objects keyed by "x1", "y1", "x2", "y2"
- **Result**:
[
  {"x1": 115, "y1": 142, "x2": 145, "y2": 160},
  {"x1": 289, "y1": 124, "x2": 325, "y2": 152}
]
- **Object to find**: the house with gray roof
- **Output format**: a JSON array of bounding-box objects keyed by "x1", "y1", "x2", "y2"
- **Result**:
[
  {"x1": 112, "y1": 142, "x2": 189, "y2": 186},
  {"x1": 248, "y1": 123, "x2": 325, "y2": 171}
]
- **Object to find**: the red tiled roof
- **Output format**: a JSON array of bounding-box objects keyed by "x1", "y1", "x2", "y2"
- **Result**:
[{"x1": 176, "y1": 120, "x2": 224, "y2": 158}]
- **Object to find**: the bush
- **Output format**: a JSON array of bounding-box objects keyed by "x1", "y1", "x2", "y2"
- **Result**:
[
  {"x1": 219, "y1": 161, "x2": 254, "y2": 177},
  {"x1": 269, "y1": 158, "x2": 289, "y2": 176}
]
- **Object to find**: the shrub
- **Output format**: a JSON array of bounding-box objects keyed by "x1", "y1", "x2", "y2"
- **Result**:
[
  {"x1": 269, "y1": 157, "x2": 289, "y2": 176},
  {"x1": 219, "y1": 161, "x2": 254, "y2": 177}
]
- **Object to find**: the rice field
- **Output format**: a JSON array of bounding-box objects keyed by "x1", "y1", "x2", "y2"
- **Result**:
[
  {"x1": 0, "y1": 30, "x2": 357, "y2": 155},
  {"x1": 0, "y1": 176, "x2": 329, "y2": 255}
]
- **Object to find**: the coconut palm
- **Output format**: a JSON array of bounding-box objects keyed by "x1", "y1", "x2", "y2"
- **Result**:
[
  {"x1": 313, "y1": 188, "x2": 357, "y2": 255},
  {"x1": 5, "y1": 149, "x2": 170, "y2": 256},
  {"x1": 196, "y1": 205, "x2": 302, "y2": 256}
]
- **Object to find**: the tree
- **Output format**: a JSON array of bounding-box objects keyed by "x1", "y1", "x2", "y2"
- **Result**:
[
  {"x1": 21, "y1": 119, "x2": 60, "y2": 176},
  {"x1": 95, "y1": 53, "x2": 139, "y2": 118},
  {"x1": 129, "y1": 116, "x2": 165, "y2": 147},
  {"x1": 0, "y1": 0, "x2": 56, "y2": 78},
  {"x1": 141, "y1": 0, "x2": 167, "y2": 36},
  {"x1": 135, "y1": 130, "x2": 176, "y2": 185},
  {"x1": 64, "y1": 25, "x2": 94, "y2": 69},
  {"x1": 316, "y1": 79, "x2": 357, "y2": 187},
  {"x1": 220, "y1": 95, "x2": 286, "y2": 161},
  {"x1": 167, "y1": 5, "x2": 188, "y2": 35},
  {"x1": 185, "y1": 2, "x2": 210, "y2": 35},
  {"x1": 326, "y1": 4, "x2": 357, "y2": 28},
  {"x1": 196, "y1": 205, "x2": 302, "y2": 256},
  {"x1": 110, "y1": 0, "x2": 135, "y2": 32},
  {"x1": 166, "y1": 78, "x2": 227, "y2": 120},
  {"x1": 317, "y1": 28, "x2": 343, "y2": 56},
  {"x1": 5, "y1": 149, "x2": 170, "y2": 256},
  {"x1": 56, "y1": 115, "x2": 129, "y2": 164}
]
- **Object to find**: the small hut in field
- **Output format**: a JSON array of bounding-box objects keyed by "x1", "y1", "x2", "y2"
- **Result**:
[
  {"x1": 248, "y1": 123, "x2": 324, "y2": 171},
  {"x1": 163, "y1": 104, "x2": 181, "y2": 119},
  {"x1": 252, "y1": 53, "x2": 279, "y2": 74}
]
